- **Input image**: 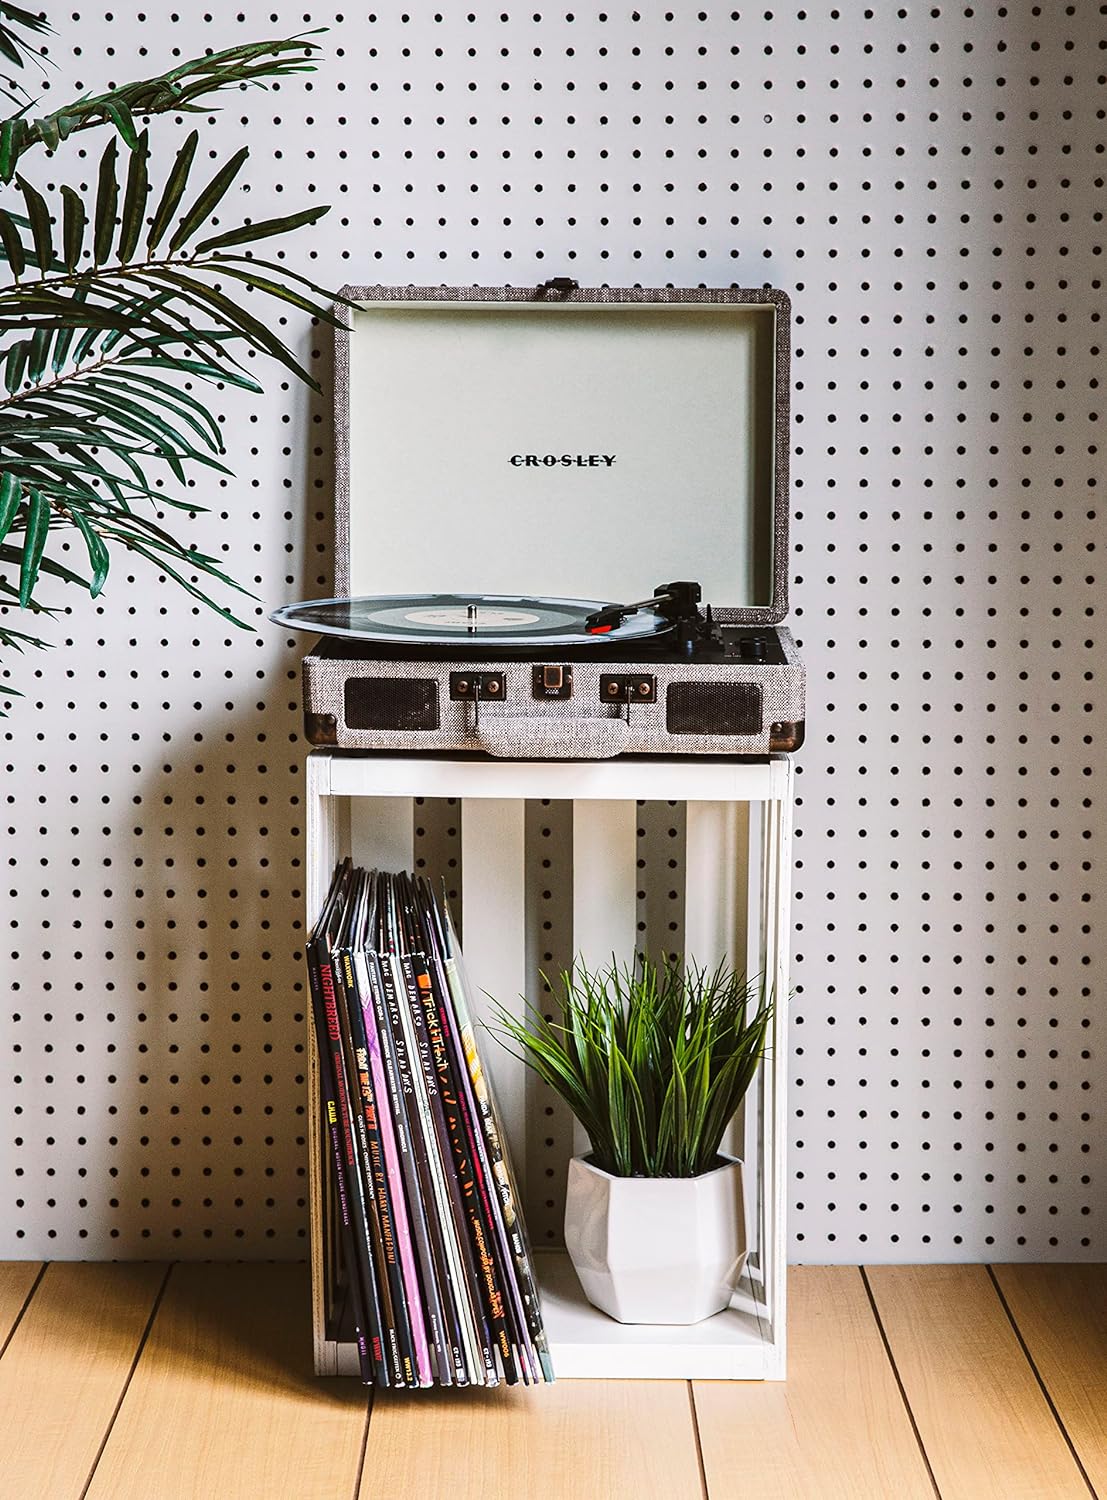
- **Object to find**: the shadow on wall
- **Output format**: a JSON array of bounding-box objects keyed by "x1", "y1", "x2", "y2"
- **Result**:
[{"x1": 72, "y1": 327, "x2": 340, "y2": 1260}]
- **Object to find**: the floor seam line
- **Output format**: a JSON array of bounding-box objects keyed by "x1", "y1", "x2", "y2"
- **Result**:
[
  {"x1": 985, "y1": 1264, "x2": 1099, "y2": 1500},
  {"x1": 0, "y1": 1262, "x2": 48, "y2": 1362},
  {"x1": 860, "y1": 1266, "x2": 943, "y2": 1500},
  {"x1": 688, "y1": 1380, "x2": 710, "y2": 1500},
  {"x1": 78, "y1": 1263, "x2": 174, "y2": 1500},
  {"x1": 351, "y1": 1387, "x2": 373, "y2": 1500}
]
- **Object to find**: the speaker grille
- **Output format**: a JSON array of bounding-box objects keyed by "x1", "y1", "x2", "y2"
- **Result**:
[
  {"x1": 344, "y1": 677, "x2": 439, "y2": 732},
  {"x1": 666, "y1": 681, "x2": 762, "y2": 736}
]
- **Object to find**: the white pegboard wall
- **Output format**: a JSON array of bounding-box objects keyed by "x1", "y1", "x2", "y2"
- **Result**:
[{"x1": 1, "y1": 3, "x2": 1102, "y2": 1261}]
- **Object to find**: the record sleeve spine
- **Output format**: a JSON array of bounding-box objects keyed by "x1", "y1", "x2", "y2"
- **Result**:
[
  {"x1": 353, "y1": 947, "x2": 433, "y2": 1386},
  {"x1": 407, "y1": 877, "x2": 521, "y2": 1383},
  {"x1": 435, "y1": 946, "x2": 533, "y2": 1381},
  {"x1": 366, "y1": 939, "x2": 453, "y2": 1386},
  {"x1": 318, "y1": 941, "x2": 390, "y2": 1385},
  {"x1": 396, "y1": 941, "x2": 494, "y2": 1384},
  {"x1": 442, "y1": 908, "x2": 554, "y2": 1382},
  {"x1": 379, "y1": 896, "x2": 467, "y2": 1384},
  {"x1": 398, "y1": 883, "x2": 503, "y2": 1385},
  {"x1": 337, "y1": 944, "x2": 414, "y2": 1388},
  {"x1": 305, "y1": 930, "x2": 374, "y2": 1387}
]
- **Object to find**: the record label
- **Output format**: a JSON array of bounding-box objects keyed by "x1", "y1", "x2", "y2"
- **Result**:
[{"x1": 380, "y1": 605, "x2": 541, "y2": 631}]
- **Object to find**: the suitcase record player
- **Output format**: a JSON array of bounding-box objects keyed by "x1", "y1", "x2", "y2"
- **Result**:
[{"x1": 275, "y1": 282, "x2": 804, "y2": 760}]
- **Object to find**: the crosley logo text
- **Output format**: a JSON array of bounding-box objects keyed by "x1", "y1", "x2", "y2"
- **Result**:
[{"x1": 510, "y1": 453, "x2": 616, "y2": 468}]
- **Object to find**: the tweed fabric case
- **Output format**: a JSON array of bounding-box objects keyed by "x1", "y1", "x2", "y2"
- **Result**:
[{"x1": 301, "y1": 629, "x2": 803, "y2": 758}]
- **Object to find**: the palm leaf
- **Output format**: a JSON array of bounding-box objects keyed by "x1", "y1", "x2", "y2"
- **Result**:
[
  {"x1": 0, "y1": 620, "x2": 48, "y2": 649},
  {"x1": 94, "y1": 371, "x2": 223, "y2": 451},
  {"x1": 0, "y1": 572, "x2": 54, "y2": 607},
  {"x1": 117, "y1": 129, "x2": 149, "y2": 263},
  {"x1": 112, "y1": 537, "x2": 253, "y2": 628},
  {"x1": 59, "y1": 186, "x2": 85, "y2": 274},
  {"x1": 3, "y1": 453, "x2": 107, "y2": 503},
  {"x1": 0, "y1": 468, "x2": 20, "y2": 540},
  {"x1": 194, "y1": 205, "x2": 328, "y2": 255},
  {"x1": 0, "y1": 206, "x2": 25, "y2": 275},
  {"x1": 145, "y1": 130, "x2": 198, "y2": 253},
  {"x1": 102, "y1": 97, "x2": 138, "y2": 151},
  {"x1": 203, "y1": 261, "x2": 342, "y2": 322},
  {"x1": 93, "y1": 136, "x2": 118, "y2": 266},
  {"x1": 15, "y1": 174, "x2": 51, "y2": 273},
  {"x1": 33, "y1": 383, "x2": 226, "y2": 470},
  {"x1": 0, "y1": 119, "x2": 17, "y2": 183},
  {"x1": 168, "y1": 145, "x2": 248, "y2": 254},
  {"x1": 16, "y1": 485, "x2": 49, "y2": 604},
  {"x1": 114, "y1": 353, "x2": 262, "y2": 393},
  {"x1": 4, "y1": 337, "x2": 27, "y2": 392},
  {"x1": 49, "y1": 286, "x2": 86, "y2": 373},
  {"x1": 67, "y1": 508, "x2": 109, "y2": 596},
  {"x1": 210, "y1": 250, "x2": 353, "y2": 320},
  {"x1": 25, "y1": 325, "x2": 50, "y2": 384}
]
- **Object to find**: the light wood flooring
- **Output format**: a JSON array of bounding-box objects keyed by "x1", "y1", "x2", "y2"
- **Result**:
[{"x1": 0, "y1": 1262, "x2": 1104, "y2": 1499}]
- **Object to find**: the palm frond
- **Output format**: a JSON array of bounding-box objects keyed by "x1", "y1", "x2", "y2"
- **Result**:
[
  {"x1": 0, "y1": 36, "x2": 323, "y2": 181},
  {"x1": 0, "y1": 32, "x2": 349, "y2": 683},
  {"x1": 0, "y1": 100, "x2": 349, "y2": 641}
]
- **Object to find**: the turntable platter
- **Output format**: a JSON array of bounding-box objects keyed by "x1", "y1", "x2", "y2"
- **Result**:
[{"x1": 270, "y1": 593, "x2": 674, "y2": 648}]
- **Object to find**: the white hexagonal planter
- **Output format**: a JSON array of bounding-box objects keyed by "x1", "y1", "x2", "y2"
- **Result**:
[{"x1": 563, "y1": 1153, "x2": 747, "y2": 1325}]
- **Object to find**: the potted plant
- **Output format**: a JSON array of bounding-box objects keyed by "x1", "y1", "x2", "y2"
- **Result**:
[{"x1": 494, "y1": 956, "x2": 772, "y2": 1325}]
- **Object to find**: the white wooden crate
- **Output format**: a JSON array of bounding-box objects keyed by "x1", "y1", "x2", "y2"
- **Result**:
[{"x1": 306, "y1": 752, "x2": 794, "y2": 1380}]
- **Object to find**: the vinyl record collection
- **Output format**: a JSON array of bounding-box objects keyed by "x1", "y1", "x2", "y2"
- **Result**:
[{"x1": 307, "y1": 861, "x2": 554, "y2": 1388}]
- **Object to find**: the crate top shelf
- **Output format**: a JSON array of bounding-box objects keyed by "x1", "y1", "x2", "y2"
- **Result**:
[{"x1": 309, "y1": 750, "x2": 793, "y2": 803}]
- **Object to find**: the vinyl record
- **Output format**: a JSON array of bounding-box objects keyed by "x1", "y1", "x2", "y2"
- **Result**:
[{"x1": 270, "y1": 592, "x2": 672, "y2": 647}]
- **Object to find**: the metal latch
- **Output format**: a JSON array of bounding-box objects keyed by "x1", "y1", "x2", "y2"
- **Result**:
[
  {"x1": 532, "y1": 664, "x2": 573, "y2": 699},
  {"x1": 536, "y1": 277, "x2": 580, "y2": 297}
]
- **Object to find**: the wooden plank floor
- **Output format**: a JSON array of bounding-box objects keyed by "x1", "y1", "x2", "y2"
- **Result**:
[{"x1": 0, "y1": 1262, "x2": 1103, "y2": 1500}]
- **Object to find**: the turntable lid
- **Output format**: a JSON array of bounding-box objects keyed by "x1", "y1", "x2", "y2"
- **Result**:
[{"x1": 333, "y1": 285, "x2": 790, "y2": 624}]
